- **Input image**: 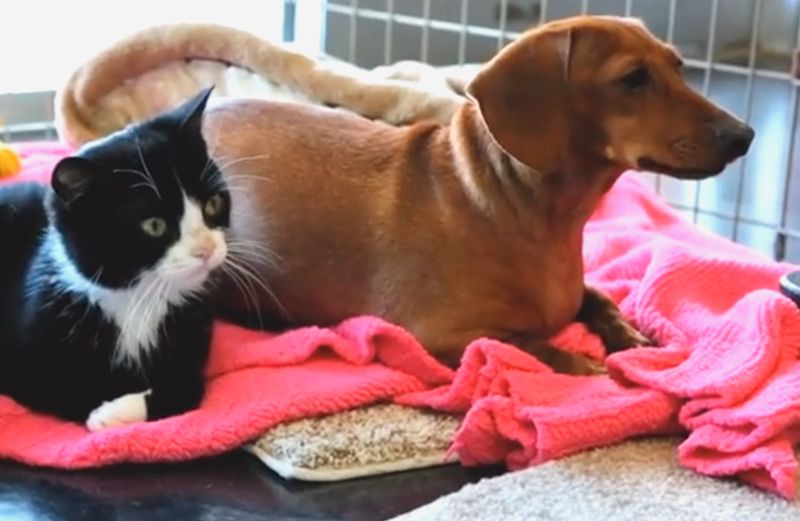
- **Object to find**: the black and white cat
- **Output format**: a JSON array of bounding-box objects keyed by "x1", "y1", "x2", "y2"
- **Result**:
[{"x1": 0, "y1": 88, "x2": 229, "y2": 430}]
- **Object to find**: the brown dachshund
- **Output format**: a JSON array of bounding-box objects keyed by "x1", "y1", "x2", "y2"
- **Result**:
[{"x1": 204, "y1": 16, "x2": 754, "y2": 373}]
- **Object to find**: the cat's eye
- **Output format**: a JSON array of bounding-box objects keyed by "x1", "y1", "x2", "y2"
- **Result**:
[
  {"x1": 204, "y1": 194, "x2": 225, "y2": 218},
  {"x1": 620, "y1": 67, "x2": 650, "y2": 91},
  {"x1": 141, "y1": 217, "x2": 167, "y2": 238}
]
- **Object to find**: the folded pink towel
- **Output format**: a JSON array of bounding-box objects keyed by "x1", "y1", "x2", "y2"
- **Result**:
[
  {"x1": 4, "y1": 143, "x2": 800, "y2": 499},
  {"x1": 400, "y1": 173, "x2": 800, "y2": 498}
]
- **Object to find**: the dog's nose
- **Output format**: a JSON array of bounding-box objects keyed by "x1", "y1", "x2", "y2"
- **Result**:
[{"x1": 714, "y1": 119, "x2": 755, "y2": 160}]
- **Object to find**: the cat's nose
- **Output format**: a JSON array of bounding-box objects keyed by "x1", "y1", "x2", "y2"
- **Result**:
[{"x1": 190, "y1": 236, "x2": 216, "y2": 261}]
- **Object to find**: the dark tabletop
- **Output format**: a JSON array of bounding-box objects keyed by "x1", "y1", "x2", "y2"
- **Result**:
[{"x1": 0, "y1": 451, "x2": 503, "y2": 521}]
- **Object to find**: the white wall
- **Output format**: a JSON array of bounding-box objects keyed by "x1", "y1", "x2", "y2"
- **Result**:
[{"x1": 0, "y1": 0, "x2": 285, "y2": 94}]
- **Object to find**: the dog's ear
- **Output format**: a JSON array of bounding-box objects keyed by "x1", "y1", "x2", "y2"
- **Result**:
[{"x1": 465, "y1": 27, "x2": 572, "y2": 174}]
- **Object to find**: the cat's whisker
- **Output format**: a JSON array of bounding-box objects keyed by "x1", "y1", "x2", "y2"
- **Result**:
[
  {"x1": 199, "y1": 157, "x2": 216, "y2": 184},
  {"x1": 211, "y1": 154, "x2": 273, "y2": 173},
  {"x1": 224, "y1": 262, "x2": 263, "y2": 317},
  {"x1": 227, "y1": 245, "x2": 275, "y2": 262},
  {"x1": 214, "y1": 172, "x2": 276, "y2": 185},
  {"x1": 156, "y1": 280, "x2": 173, "y2": 360},
  {"x1": 137, "y1": 278, "x2": 168, "y2": 365},
  {"x1": 215, "y1": 185, "x2": 250, "y2": 195},
  {"x1": 113, "y1": 168, "x2": 149, "y2": 179},
  {"x1": 226, "y1": 259, "x2": 263, "y2": 322},
  {"x1": 90, "y1": 266, "x2": 104, "y2": 285},
  {"x1": 205, "y1": 133, "x2": 222, "y2": 161},
  {"x1": 220, "y1": 263, "x2": 265, "y2": 330},
  {"x1": 228, "y1": 209, "x2": 270, "y2": 229},
  {"x1": 130, "y1": 182, "x2": 157, "y2": 192},
  {"x1": 135, "y1": 137, "x2": 162, "y2": 199},
  {"x1": 119, "y1": 280, "x2": 153, "y2": 344},
  {"x1": 172, "y1": 165, "x2": 185, "y2": 192},
  {"x1": 132, "y1": 277, "x2": 169, "y2": 368},
  {"x1": 227, "y1": 239, "x2": 280, "y2": 258},
  {"x1": 228, "y1": 235, "x2": 278, "y2": 251},
  {"x1": 229, "y1": 237, "x2": 283, "y2": 258},
  {"x1": 67, "y1": 307, "x2": 87, "y2": 343},
  {"x1": 227, "y1": 243, "x2": 283, "y2": 272},
  {"x1": 220, "y1": 266, "x2": 259, "y2": 319},
  {"x1": 205, "y1": 170, "x2": 259, "y2": 200},
  {"x1": 208, "y1": 174, "x2": 225, "y2": 188},
  {"x1": 225, "y1": 255, "x2": 289, "y2": 321},
  {"x1": 114, "y1": 169, "x2": 161, "y2": 199},
  {"x1": 66, "y1": 291, "x2": 97, "y2": 344},
  {"x1": 118, "y1": 275, "x2": 162, "y2": 359}
]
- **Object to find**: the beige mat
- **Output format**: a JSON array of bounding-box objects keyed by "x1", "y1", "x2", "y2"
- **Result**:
[
  {"x1": 246, "y1": 404, "x2": 460, "y2": 482},
  {"x1": 391, "y1": 438, "x2": 800, "y2": 521}
]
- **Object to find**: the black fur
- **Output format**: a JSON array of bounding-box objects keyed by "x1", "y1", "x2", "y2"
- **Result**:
[{"x1": 0, "y1": 87, "x2": 229, "y2": 424}]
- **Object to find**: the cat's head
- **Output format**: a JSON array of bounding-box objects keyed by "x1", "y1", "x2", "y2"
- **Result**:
[{"x1": 49, "y1": 87, "x2": 229, "y2": 294}]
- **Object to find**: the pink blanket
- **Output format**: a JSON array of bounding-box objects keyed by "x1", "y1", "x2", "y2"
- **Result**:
[{"x1": 3, "y1": 142, "x2": 800, "y2": 498}]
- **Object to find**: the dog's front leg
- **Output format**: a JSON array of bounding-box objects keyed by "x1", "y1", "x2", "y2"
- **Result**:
[
  {"x1": 511, "y1": 336, "x2": 608, "y2": 376},
  {"x1": 576, "y1": 286, "x2": 651, "y2": 354}
]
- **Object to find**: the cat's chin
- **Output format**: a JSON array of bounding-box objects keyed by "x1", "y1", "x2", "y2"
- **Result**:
[{"x1": 174, "y1": 269, "x2": 213, "y2": 290}]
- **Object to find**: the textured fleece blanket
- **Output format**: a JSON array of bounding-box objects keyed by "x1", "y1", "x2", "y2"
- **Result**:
[{"x1": 3, "y1": 142, "x2": 800, "y2": 499}]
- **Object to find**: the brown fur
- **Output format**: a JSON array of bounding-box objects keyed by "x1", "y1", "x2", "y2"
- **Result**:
[{"x1": 205, "y1": 16, "x2": 754, "y2": 372}]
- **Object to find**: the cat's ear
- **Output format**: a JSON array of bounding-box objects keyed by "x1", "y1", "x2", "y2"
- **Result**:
[
  {"x1": 52, "y1": 157, "x2": 103, "y2": 204},
  {"x1": 177, "y1": 86, "x2": 215, "y2": 135}
]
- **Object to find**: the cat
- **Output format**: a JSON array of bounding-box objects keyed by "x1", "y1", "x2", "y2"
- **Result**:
[{"x1": 0, "y1": 87, "x2": 230, "y2": 431}]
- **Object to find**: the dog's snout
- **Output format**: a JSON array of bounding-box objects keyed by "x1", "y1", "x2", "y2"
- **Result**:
[{"x1": 714, "y1": 119, "x2": 755, "y2": 160}]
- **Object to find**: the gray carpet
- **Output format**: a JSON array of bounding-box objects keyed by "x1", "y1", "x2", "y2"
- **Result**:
[{"x1": 392, "y1": 438, "x2": 800, "y2": 521}]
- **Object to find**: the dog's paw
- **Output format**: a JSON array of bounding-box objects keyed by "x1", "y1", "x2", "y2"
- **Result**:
[
  {"x1": 572, "y1": 354, "x2": 609, "y2": 376},
  {"x1": 601, "y1": 317, "x2": 652, "y2": 353},
  {"x1": 86, "y1": 390, "x2": 150, "y2": 432}
]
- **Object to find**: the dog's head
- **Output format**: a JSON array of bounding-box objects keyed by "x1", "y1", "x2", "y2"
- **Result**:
[{"x1": 466, "y1": 16, "x2": 754, "y2": 179}]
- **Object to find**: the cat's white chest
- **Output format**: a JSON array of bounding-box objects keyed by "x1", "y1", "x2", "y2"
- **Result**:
[
  {"x1": 48, "y1": 231, "x2": 178, "y2": 368},
  {"x1": 97, "y1": 281, "x2": 174, "y2": 367}
]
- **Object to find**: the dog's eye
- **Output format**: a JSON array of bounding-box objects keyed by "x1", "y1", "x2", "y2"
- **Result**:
[{"x1": 620, "y1": 67, "x2": 651, "y2": 90}]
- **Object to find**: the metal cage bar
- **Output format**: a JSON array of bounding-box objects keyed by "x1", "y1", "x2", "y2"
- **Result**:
[
  {"x1": 654, "y1": 0, "x2": 679, "y2": 196},
  {"x1": 497, "y1": 0, "x2": 509, "y2": 52},
  {"x1": 776, "y1": 6, "x2": 800, "y2": 260},
  {"x1": 691, "y1": 0, "x2": 720, "y2": 224},
  {"x1": 420, "y1": 0, "x2": 432, "y2": 62},
  {"x1": 731, "y1": 0, "x2": 764, "y2": 242},
  {"x1": 457, "y1": 0, "x2": 469, "y2": 65},
  {"x1": 383, "y1": 0, "x2": 395, "y2": 65},
  {"x1": 624, "y1": 0, "x2": 633, "y2": 17},
  {"x1": 348, "y1": 0, "x2": 359, "y2": 63}
]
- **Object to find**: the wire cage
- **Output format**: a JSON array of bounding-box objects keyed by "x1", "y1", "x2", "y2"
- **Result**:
[
  {"x1": 2, "y1": 0, "x2": 800, "y2": 263},
  {"x1": 316, "y1": 0, "x2": 800, "y2": 263}
]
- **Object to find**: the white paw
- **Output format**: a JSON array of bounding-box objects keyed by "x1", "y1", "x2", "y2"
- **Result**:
[{"x1": 86, "y1": 390, "x2": 151, "y2": 432}]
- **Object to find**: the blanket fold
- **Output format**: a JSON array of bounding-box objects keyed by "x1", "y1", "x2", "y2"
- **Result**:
[{"x1": 3, "y1": 143, "x2": 800, "y2": 499}]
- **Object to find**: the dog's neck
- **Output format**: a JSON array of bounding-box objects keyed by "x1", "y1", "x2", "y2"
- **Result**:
[{"x1": 448, "y1": 102, "x2": 625, "y2": 238}]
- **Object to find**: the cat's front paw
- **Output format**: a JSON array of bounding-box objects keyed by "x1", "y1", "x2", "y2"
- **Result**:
[{"x1": 86, "y1": 390, "x2": 150, "y2": 431}]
